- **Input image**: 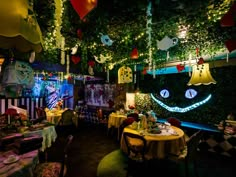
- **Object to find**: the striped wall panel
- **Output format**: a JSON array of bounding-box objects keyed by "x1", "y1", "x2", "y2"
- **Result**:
[{"x1": 0, "y1": 97, "x2": 45, "y2": 120}]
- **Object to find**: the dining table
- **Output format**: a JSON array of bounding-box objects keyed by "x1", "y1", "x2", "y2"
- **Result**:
[
  {"x1": 108, "y1": 112, "x2": 127, "y2": 139},
  {"x1": 108, "y1": 112, "x2": 127, "y2": 129},
  {"x1": 23, "y1": 125, "x2": 57, "y2": 152},
  {"x1": 0, "y1": 149, "x2": 39, "y2": 177},
  {"x1": 120, "y1": 125, "x2": 187, "y2": 160}
]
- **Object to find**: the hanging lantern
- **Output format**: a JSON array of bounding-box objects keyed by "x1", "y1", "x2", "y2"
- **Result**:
[
  {"x1": 130, "y1": 47, "x2": 139, "y2": 59},
  {"x1": 187, "y1": 63, "x2": 216, "y2": 86}
]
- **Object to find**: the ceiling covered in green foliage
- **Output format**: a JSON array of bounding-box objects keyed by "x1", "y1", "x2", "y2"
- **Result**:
[{"x1": 1, "y1": 0, "x2": 236, "y2": 76}]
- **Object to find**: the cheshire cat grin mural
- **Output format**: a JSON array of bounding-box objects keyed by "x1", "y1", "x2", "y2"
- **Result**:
[{"x1": 135, "y1": 71, "x2": 235, "y2": 125}]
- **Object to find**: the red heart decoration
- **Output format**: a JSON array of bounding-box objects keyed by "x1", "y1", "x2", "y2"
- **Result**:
[
  {"x1": 225, "y1": 39, "x2": 236, "y2": 53},
  {"x1": 176, "y1": 64, "x2": 185, "y2": 72},
  {"x1": 71, "y1": 56, "x2": 81, "y2": 64},
  {"x1": 197, "y1": 57, "x2": 204, "y2": 65},
  {"x1": 220, "y1": 3, "x2": 236, "y2": 27}
]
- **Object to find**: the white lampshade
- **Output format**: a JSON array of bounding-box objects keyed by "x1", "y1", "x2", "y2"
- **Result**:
[{"x1": 187, "y1": 63, "x2": 216, "y2": 86}]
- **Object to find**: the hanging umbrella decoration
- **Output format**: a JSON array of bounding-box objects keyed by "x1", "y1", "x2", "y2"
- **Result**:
[
  {"x1": 70, "y1": 0, "x2": 98, "y2": 20},
  {"x1": 0, "y1": 0, "x2": 43, "y2": 60}
]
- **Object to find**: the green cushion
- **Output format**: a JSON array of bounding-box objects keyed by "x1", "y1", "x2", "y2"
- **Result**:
[{"x1": 97, "y1": 149, "x2": 128, "y2": 177}]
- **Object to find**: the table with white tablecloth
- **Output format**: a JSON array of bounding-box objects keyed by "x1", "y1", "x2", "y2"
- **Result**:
[{"x1": 23, "y1": 125, "x2": 57, "y2": 152}]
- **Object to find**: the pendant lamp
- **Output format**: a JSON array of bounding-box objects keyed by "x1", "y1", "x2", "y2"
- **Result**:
[{"x1": 187, "y1": 63, "x2": 216, "y2": 86}]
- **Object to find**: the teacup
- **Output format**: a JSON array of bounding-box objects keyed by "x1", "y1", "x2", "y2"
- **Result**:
[{"x1": 8, "y1": 155, "x2": 16, "y2": 161}]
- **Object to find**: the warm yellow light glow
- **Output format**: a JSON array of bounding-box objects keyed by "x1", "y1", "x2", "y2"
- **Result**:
[{"x1": 187, "y1": 63, "x2": 216, "y2": 86}]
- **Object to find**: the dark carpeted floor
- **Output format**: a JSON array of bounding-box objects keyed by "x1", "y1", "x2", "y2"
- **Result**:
[{"x1": 43, "y1": 121, "x2": 235, "y2": 177}]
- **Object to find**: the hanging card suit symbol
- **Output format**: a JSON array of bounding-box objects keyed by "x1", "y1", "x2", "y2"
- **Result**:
[
  {"x1": 176, "y1": 64, "x2": 185, "y2": 72},
  {"x1": 130, "y1": 47, "x2": 138, "y2": 59},
  {"x1": 142, "y1": 67, "x2": 147, "y2": 75},
  {"x1": 77, "y1": 29, "x2": 83, "y2": 40},
  {"x1": 70, "y1": 0, "x2": 97, "y2": 20},
  {"x1": 71, "y1": 56, "x2": 81, "y2": 64},
  {"x1": 220, "y1": 3, "x2": 236, "y2": 27},
  {"x1": 88, "y1": 60, "x2": 95, "y2": 67},
  {"x1": 225, "y1": 39, "x2": 236, "y2": 53},
  {"x1": 197, "y1": 57, "x2": 204, "y2": 65}
]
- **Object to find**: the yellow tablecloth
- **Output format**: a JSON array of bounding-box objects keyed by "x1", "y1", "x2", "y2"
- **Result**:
[
  {"x1": 108, "y1": 113, "x2": 127, "y2": 129},
  {"x1": 120, "y1": 126, "x2": 186, "y2": 159},
  {"x1": 0, "y1": 150, "x2": 39, "y2": 177},
  {"x1": 46, "y1": 109, "x2": 78, "y2": 128}
]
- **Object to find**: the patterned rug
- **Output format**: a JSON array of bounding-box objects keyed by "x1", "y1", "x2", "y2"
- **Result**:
[{"x1": 97, "y1": 149, "x2": 128, "y2": 177}]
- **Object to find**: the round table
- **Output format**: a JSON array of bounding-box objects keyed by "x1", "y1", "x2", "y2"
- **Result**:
[{"x1": 120, "y1": 126, "x2": 186, "y2": 159}]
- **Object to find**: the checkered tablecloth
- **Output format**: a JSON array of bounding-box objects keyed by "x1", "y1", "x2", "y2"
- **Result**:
[{"x1": 199, "y1": 132, "x2": 236, "y2": 157}]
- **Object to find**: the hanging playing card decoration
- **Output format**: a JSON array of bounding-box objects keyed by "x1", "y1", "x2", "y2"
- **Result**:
[
  {"x1": 100, "y1": 33, "x2": 114, "y2": 46},
  {"x1": 71, "y1": 55, "x2": 81, "y2": 64},
  {"x1": 118, "y1": 66, "x2": 133, "y2": 84},
  {"x1": 70, "y1": 0, "x2": 97, "y2": 20},
  {"x1": 130, "y1": 47, "x2": 139, "y2": 59}
]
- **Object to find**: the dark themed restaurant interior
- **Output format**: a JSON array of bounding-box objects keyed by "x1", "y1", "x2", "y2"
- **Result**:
[{"x1": 0, "y1": 0, "x2": 235, "y2": 177}]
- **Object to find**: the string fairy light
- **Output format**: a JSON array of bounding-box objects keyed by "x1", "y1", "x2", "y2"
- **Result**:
[{"x1": 146, "y1": 1, "x2": 153, "y2": 71}]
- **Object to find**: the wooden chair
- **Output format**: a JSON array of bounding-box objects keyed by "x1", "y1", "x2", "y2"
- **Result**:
[
  {"x1": 56, "y1": 109, "x2": 77, "y2": 136},
  {"x1": 31, "y1": 107, "x2": 47, "y2": 124},
  {"x1": 167, "y1": 129, "x2": 204, "y2": 177},
  {"x1": 167, "y1": 117, "x2": 181, "y2": 127},
  {"x1": 127, "y1": 113, "x2": 139, "y2": 122},
  {"x1": 123, "y1": 132, "x2": 147, "y2": 177},
  {"x1": 118, "y1": 118, "x2": 135, "y2": 141},
  {"x1": 34, "y1": 134, "x2": 74, "y2": 177}
]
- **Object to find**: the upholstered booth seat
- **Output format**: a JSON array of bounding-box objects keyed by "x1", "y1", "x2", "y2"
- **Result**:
[{"x1": 34, "y1": 162, "x2": 65, "y2": 177}]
